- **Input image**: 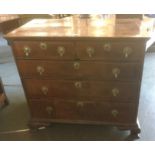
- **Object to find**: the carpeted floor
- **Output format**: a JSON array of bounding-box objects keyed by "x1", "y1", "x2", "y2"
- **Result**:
[{"x1": 0, "y1": 34, "x2": 155, "y2": 141}]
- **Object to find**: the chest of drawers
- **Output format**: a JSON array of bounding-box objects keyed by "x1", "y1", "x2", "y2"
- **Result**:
[{"x1": 5, "y1": 17, "x2": 153, "y2": 137}]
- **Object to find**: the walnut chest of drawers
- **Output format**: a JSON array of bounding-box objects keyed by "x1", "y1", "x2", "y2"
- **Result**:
[{"x1": 5, "y1": 17, "x2": 152, "y2": 137}]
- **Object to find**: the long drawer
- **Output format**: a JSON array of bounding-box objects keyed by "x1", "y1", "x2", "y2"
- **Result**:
[
  {"x1": 24, "y1": 79, "x2": 139, "y2": 102},
  {"x1": 29, "y1": 99, "x2": 137, "y2": 124},
  {"x1": 17, "y1": 60, "x2": 141, "y2": 81}
]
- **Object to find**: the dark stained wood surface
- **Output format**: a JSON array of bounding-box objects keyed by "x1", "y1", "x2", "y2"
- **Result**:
[
  {"x1": 23, "y1": 79, "x2": 139, "y2": 102},
  {"x1": 5, "y1": 16, "x2": 154, "y2": 39},
  {"x1": 29, "y1": 99, "x2": 136, "y2": 124},
  {"x1": 5, "y1": 16, "x2": 153, "y2": 137},
  {"x1": 12, "y1": 41, "x2": 75, "y2": 59},
  {"x1": 17, "y1": 60, "x2": 141, "y2": 81},
  {"x1": 76, "y1": 41, "x2": 145, "y2": 61},
  {"x1": 12, "y1": 40, "x2": 145, "y2": 61}
]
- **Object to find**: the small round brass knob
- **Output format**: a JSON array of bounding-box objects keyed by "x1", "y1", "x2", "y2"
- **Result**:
[
  {"x1": 36, "y1": 66, "x2": 44, "y2": 75},
  {"x1": 46, "y1": 106, "x2": 54, "y2": 115},
  {"x1": 103, "y1": 43, "x2": 111, "y2": 52},
  {"x1": 23, "y1": 46, "x2": 31, "y2": 56},
  {"x1": 74, "y1": 81, "x2": 82, "y2": 89},
  {"x1": 41, "y1": 86, "x2": 48, "y2": 95},
  {"x1": 57, "y1": 46, "x2": 65, "y2": 57},
  {"x1": 86, "y1": 47, "x2": 95, "y2": 57},
  {"x1": 112, "y1": 68, "x2": 120, "y2": 78},
  {"x1": 112, "y1": 88, "x2": 119, "y2": 97},
  {"x1": 123, "y1": 46, "x2": 132, "y2": 58},
  {"x1": 73, "y1": 62, "x2": 80, "y2": 70},
  {"x1": 111, "y1": 109, "x2": 119, "y2": 117},
  {"x1": 40, "y1": 42, "x2": 47, "y2": 50}
]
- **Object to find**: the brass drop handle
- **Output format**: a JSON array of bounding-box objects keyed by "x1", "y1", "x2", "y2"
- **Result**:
[
  {"x1": 23, "y1": 46, "x2": 31, "y2": 56},
  {"x1": 111, "y1": 109, "x2": 119, "y2": 117},
  {"x1": 112, "y1": 68, "x2": 120, "y2": 78},
  {"x1": 46, "y1": 106, "x2": 54, "y2": 115},
  {"x1": 74, "y1": 81, "x2": 82, "y2": 89},
  {"x1": 73, "y1": 62, "x2": 80, "y2": 70},
  {"x1": 41, "y1": 86, "x2": 48, "y2": 95},
  {"x1": 40, "y1": 42, "x2": 47, "y2": 50},
  {"x1": 86, "y1": 47, "x2": 95, "y2": 57},
  {"x1": 103, "y1": 43, "x2": 111, "y2": 51},
  {"x1": 36, "y1": 66, "x2": 44, "y2": 75},
  {"x1": 123, "y1": 46, "x2": 132, "y2": 58},
  {"x1": 77, "y1": 101, "x2": 84, "y2": 107},
  {"x1": 112, "y1": 88, "x2": 119, "y2": 97},
  {"x1": 57, "y1": 46, "x2": 65, "y2": 57}
]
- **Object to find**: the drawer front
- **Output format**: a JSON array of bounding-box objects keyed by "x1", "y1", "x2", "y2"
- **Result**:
[
  {"x1": 13, "y1": 41, "x2": 75, "y2": 59},
  {"x1": 79, "y1": 101, "x2": 137, "y2": 123},
  {"x1": 76, "y1": 41, "x2": 144, "y2": 61},
  {"x1": 29, "y1": 99, "x2": 136, "y2": 124},
  {"x1": 17, "y1": 60, "x2": 141, "y2": 81},
  {"x1": 29, "y1": 99, "x2": 79, "y2": 120},
  {"x1": 24, "y1": 79, "x2": 139, "y2": 102}
]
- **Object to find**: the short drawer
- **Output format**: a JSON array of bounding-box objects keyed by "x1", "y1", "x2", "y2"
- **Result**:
[
  {"x1": 29, "y1": 99, "x2": 137, "y2": 124},
  {"x1": 24, "y1": 79, "x2": 139, "y2": 102},
  {"x1": 12, "y1": 41, "x2": 75, "y2": 59},
  {"x1": 17, "y1": 60, "x2": 141, "y2": 81},
  {"x1": 76, "y1": 41, "x2": 145, "y2": 61}
]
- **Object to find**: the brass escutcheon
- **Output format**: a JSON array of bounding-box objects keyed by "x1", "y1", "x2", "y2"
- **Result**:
[
  {"x1": 103, "y1": 43, "x2": 111, "y2": 51},
  {"x1": 40, "y1": 42, "x2": 47, "y2": 50},
  {"x1": 112, "y1": 88, "x2": 119, "y2": 97},
  {"x1": 111, "y1": 109, "x2": 119, "y2": 117},
  {"x1": 73, "y1": 62, "x2": 80, "y2": 70},
  {"x1": 74, "y1": 81, "x2": 82, "y2": 89},
  {"x1": 46, "y1": 106, "x2": 54, "y2": 115},
  {"x1": 86, "y1": 47, "x2": 95, "y2": 57},
  {"x1": 57, "y1": 46, "x2": 65, "y2": 57}
]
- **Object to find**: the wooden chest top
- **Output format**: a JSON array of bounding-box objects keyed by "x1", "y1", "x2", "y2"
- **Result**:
[{"x1": 4, "y1": 16, "x2": 154, "y2": 40}]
